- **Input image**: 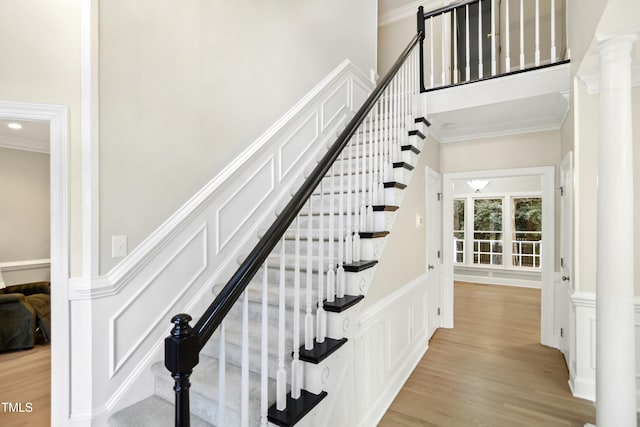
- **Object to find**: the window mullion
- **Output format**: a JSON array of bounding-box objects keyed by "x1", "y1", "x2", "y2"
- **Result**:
[
  {"x1": 503, "y1": 195, "x2": 513, "y2": 268},
  {"x1": 465, "y1": 195, "x2": 474, "y2": 265}
]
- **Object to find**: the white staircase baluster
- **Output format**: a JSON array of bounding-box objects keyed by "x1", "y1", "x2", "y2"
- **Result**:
[
  {"x1": 291, "y1": 216, "x2": 302, "y2": 399},
  {"x1": 241, "y1": 289, "x2": 249, "y2": 427},
  {"x1": 505, "y1": 0, "x2": 511, "y2": 72},
  {"x1": 276, "y1": 240, "x2": 287, "y2": 410},
  {"x1": 365, "y1": 112, "x2": 374, "y2": 232},
  {"x1": 535, "y1": 0, "x2": 540, "y2": 66},
  {"x1": 441, "y1": 13, "x2": 447, "y2": 86},
  {"x1": 304, "y1": 201, "x2": 314, "y2": 350},
  {"x1": 466, "y1": 5, "x2": 471, "y2": 81},
  {"x1": 478, "y1": 0, "x2": 483, "y2": 79},
  {"x1": 491, "y1": 0, "x2": 496, "y2": 75},
  {"x1": 326, "y1": 164, "x2": 336, "y2": 303},
  {"x1": 317, "y1": 182, "x2": 327, "y2": 343},
  {"x1": 377, "y1": 101, "x2": 385, "y2": 207},
  {"x1": 218, "y1": 320, "x2": 226, "y2": 427},
  {"x1": 520, "y1": 0, "x2": 525, "y2": 70},
  {"x1": 260, "y1": 261, "x2": 269, "y2": 427},
  {"x1": 454, "y1": 10, "x2": 459, "y2": 84},
  {"x1": 345, "y1": 140, "x2": 353, "y2": 264},
  {"x1": 550, "y1": 0, "x2": 556, "y2": 62},
  {"x1": 430, "y1": 18, "x2": 435, "y2": 88},
  {"x1": 361, "y1": 114, "x2": 368, "y2": 232},
  {"x1": 337, "y1": 147, "x2": 346, "y2": 299},
  {"x1": 565, "y1": 0, "x2": 570, "y2": 59},
  {"x1": 353, "y1": 125, "x2": 361, "y2": 262},
  {"x1": 371, "y1": 103, "x2": 379, "y2": 208}
]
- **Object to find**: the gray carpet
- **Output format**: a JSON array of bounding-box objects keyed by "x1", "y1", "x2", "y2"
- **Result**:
[{"x1": 108, "y1": 396, "x2": 213, "y2": 427}]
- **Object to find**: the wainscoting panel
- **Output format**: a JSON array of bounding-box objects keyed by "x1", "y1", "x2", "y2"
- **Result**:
[
  {"x1": 77, "y1": 59, "x2": 375, "y2": 420},
  {"x1": 355, "y1": 274, "x2": 430, "y2": 427}
]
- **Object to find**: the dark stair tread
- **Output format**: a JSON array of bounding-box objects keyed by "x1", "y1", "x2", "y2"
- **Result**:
[
  {"x1": 373, "y1": 205, "x2": 399, "y2": 212},
  {"x1": 267, "y1": 389, "x2": 328, "y2": 427},
  {"x1": 343, "y1": 259, "x2": 378, "y2": 272},
  {"x1": 298, "y1": 337, "x2": 348, "y2": 364},
  {"x1": 323, "y1": 294, "x2": 365, "y2": 313},
  {"x1": 384, "y1": 181, "x2": 407, "y2": 189},
  {"x1": 408, "y1": 129, "x2": 426, "y2": 139},
  {"x1": 393, "y1": 162, "x2": 415, "y2": 171},
  {"x1": 414, "y1": 116, "x2": 431, "y2": 127},
  {"x1": 359, "y1": 231, "x2": 390, "y2": 238},
  {"x1": 401, "y1": 144, "x2": 421, "y2": 154}
]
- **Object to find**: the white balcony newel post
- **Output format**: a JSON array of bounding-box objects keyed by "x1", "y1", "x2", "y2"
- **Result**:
[{"x1": 596, "y1": 33, "x2": 637, "y2": 427}]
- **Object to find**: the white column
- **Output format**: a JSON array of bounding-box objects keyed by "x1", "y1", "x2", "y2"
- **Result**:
[{"x1": 595, "y1": 33, "x2": 637, "y2": 427}]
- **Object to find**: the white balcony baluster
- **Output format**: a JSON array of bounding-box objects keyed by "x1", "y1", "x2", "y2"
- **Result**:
[
  {"x1": 478, "y1": 0, "x2": 483, "y2": 79},
  {"x1": 291, "y1": 217, "x2": 302, "y2": 399},
  {"x1": 535, "y1": 0, "x2": 540, "y2": 66},
  {"x1": 520, "y1": 0, "x2": 525, "y2": 69},
  {"x1": 505, "y1": 0, "x2": 511, "y2": 72},
  {"x1": 551, "y1": 0, "x2": 556, "y2": 62},
  {"x1": 466, "y1": 5, "x2": 471, "y2": 81},
  {"x1": 276, "y1": 240, "x2": 287, "y2": 411},
  {"x1": 491, "y1": 0, "x2": 496, "y2": 75}
]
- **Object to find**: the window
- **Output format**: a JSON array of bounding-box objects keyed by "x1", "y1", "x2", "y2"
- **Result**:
[
  {"x1": 473, "y1": 198, "x2": 503, "y2": 265},
  {"x1": 512, "y1": 197, "x2": 542, "y2": 268},
  {"x1": 453, "y1": 199, "x2": 465, "y2": 263}
]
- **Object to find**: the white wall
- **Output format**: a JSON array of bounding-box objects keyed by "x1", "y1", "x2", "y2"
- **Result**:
[
  {"x1": 99, "y1": 0, "x2": 378, "y2": 273},
  {"x1": 0, "y1": 0, "x2": 82, "y2": 275},
  {"x1": 0, "y1": 147, "x2": 50, "y2": 262}
]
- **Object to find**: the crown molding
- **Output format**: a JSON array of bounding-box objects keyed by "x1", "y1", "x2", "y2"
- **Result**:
[{"x1": 378, "y1": 0, "x2": 443, "y2": 27}]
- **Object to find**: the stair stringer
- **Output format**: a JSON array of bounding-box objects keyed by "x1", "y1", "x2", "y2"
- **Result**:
[{"x1": 91, "y1": 59, "x2": 374, "y2": 425}]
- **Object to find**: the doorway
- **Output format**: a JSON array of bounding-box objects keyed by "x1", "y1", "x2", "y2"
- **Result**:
[
  {"x1": 442, "y1": 166, "x2": 555, "y2": 346},
  {"x1": 0, "y1": 101, "x2": 69, "y2": 426}
]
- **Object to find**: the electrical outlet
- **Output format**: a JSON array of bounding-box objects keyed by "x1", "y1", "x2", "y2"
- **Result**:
[{"x1": 112, "y1": 235, "x2": 128, "y2": 258}]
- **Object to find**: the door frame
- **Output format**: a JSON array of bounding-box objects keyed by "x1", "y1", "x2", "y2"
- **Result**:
[
  {"x1": 0, "y1": 101, "x2": 70, "y2": 426},
  {"x1": 559, "y1": 151, "x2": 573, "y2": 357},
  {"x1": 426, "y1": 167, "x2": 443, "y2": 338},
  {"x1": 442, "y1": 166, "x2": 555, "y2": 347}
]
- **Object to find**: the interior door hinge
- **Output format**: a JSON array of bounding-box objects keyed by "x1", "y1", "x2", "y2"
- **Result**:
[
  {"x1": 560, "y1": 186, "x2": 564, "y2": 196},
  {"x1": 437, "y1": 192, "x2": 442, "y2": 201},
  {"x1": 437, "y1": 250, "x2": 441, "y2": 259},
  {"x1": 560, "y1": 257, "x2": 564, "y2": 268},
  {"x1": 560, "y1": 327, "x2": 564, "y2": 337},
  {"x1": 437, "y1": 308, "x2": 441, "y2": 316}
]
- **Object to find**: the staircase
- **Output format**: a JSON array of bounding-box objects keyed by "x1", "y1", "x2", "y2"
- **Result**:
[{"x1": 109, "y1": 32, "x2": 426, "y2": 427}]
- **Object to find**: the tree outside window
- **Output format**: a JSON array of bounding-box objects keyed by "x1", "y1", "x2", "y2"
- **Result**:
[
  {"x1": 473, "y1": 198, "x2": 503, "y2": 265},
  {"x1": 453, "y1": 199, "x2": 465, "y2": 263},
  {"x1": 512, "y1": 197, "x2": 542, "y2": 268}
]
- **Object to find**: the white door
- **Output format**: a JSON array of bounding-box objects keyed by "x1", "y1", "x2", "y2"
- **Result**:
[
  {"x1": 559, "y1": 152, "x2": 573, "y2": 363},
  {"x1": 426, "y1": 168, "x2": 443, "y2": 339}
]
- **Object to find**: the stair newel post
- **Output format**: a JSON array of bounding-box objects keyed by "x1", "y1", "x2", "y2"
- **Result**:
[
  {"x1": 291, "y1": 216, "x2": 302, "y2": 399},
  {"x1": 276, "y1": 239, "x2": 287, "y2": 410},
  {"x1": 326, "y1": 164, "x2": 336, "y2": 304},
  {"x1": 316, "y1": 181, "x2": 327, "y2": 343},
  {"x1": 164, "y1": 313, "x2": 198, "y2": 427},
  {"x1": 304, "y1": 200, "x2": 314, "y2": 350},
  {"x1": 260, "y1": 261, "x2": 269, "y2": 427},
  {"x1": 337, "y1": 147, "x2": 346, "y2": 298},
  {"x1": 345, "y1": 139, "x2": 353, "y2": 265},
  {"x1": 417, "y1": 5, "x2": 426, "y2": 92}
]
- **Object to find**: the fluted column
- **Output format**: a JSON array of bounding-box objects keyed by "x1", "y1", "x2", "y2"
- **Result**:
[{"x1": 595, "y1": 33, "x2": 637, "y2": 427}]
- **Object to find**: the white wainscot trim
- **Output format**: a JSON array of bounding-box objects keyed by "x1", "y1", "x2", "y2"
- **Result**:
[
  {"x1": 73, "y1": 59, "x2": 374, "y2": 422},
  {"x1": 354, "y1": 273, "x2": 430, "y2": 427},
  {"x1": 454, "y1": 265, "x2": 542, "y2": 288}
]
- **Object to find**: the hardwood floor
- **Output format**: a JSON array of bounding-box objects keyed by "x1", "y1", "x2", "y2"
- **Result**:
[
  {"x1": 0, "y1": 341, "x2": 50, "y2": 426},
  {"x1": 379, "y1": 281, "x2": 596, "y2": 427}
]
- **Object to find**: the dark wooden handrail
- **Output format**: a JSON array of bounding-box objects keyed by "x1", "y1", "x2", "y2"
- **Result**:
[
  {"x1": 165, "y1": 30, "x2": 423, "y2": 427},
  {"x1": 423, "y1": 0, "x2": 478, "y2": 19}
]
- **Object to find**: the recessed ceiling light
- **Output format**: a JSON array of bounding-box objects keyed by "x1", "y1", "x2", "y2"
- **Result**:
[{"x1": 7, "y1": 123, "x2": 22, "y2": 130}]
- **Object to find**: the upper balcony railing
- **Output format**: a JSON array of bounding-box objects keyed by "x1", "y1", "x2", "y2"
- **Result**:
[{"x1": 418, "y1": 0, "x2": 569, "y2": 91}]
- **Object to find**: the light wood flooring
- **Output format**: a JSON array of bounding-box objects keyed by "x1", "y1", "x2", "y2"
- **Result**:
[
  {"x1": 0, "y1": 341, "x2": 50, "y2": 426},
  {"x1": 379, "y1": 281, "x2": 596, "y2": 427}
]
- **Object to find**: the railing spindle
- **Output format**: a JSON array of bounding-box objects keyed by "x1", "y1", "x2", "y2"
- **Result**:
[
  {"x1": 551, "y1": 0, "x2": 556, "y2": 62},
  {"x1": 535, "y1": 0, "x2": 540, "y2": 66},
  {"x1": 317, "y1": 182, "x2": 327, "y2": 342},
  {"x1": 441, "y1": 13, "x2": 446, "y2": 86},
  {"x1": 337, "y1": 147, "x2": 346, "y2": 299},
  {"x1": 304, "y1": 201, "x2": 314, "y2": 350},
  {"x1": 241, "y1": 290, "x2": 249, "y2": 427},
  {"x1": 430, "y1": 18, "x2": 435, "y2": 88},
  {"x1": 478, "y1": 0, "x2": 483, "y2": 79},
  {"x1": 276, "y1": 240, "x2": 287, "y2": 411},
  {"x1": 454, "y1": 9, "x2": 459, "y2": 84},
  {"x1": 291, "y1": 217, "x2": 302, "y2": 399},
  {"x1": 218, "y1": 321, "x2": 226, "y2": 426},
  {"x1": 353, "y1": 123, "x2": 361, "y2": 263},
  {"x1": 260, "y1": 262, "x2": 268, "y2": 427},
  {"x1": 466, "y1": 5, "x2": 471, "y2": 81},
  {"x1": 520, "y1": 0, "x2": 525, "y2": 69},
  {"x1": 345, "y1": 141, "x2": 353, "y2": 264},
  {"x1": 505, "y1": 0, "x2": 511, "y2": 72},
  {"x1": 491, "y1": 0, "x2": 496, "y2": 75},
  {"x1": 365, "y1": 112, "x2": 374, "y2": 232},
  {"x1": 327, "y1": 165, "x2": 336, "y2": 303}
]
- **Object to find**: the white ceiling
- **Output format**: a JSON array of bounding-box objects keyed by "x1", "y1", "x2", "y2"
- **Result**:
[{"x1": 0, "y1": 118, "x2": 50, "y2": 153}]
